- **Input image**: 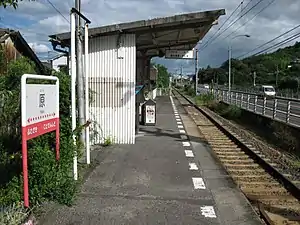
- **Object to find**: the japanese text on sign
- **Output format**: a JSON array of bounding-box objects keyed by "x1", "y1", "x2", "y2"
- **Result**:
[
  {"x1": 39, "y1": 92, "x2": 45, "y2": 108},
  {"x1": 165, "y1": 49, "x2": 195, "y2": 59}
]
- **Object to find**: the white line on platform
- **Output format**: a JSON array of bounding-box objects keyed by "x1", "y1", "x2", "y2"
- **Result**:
[
  {"x1": 179, "y1": 129, "x2": 185, "y2": 133},
  {"x1": 200, "y1": 206, "x2": 217, "y2": 218},
  {"x1": 192, "y1": 177, "x2": 206, "y2": 189},
  {"x1": 176, "y1": 118, "x2": 181, "y2": 121},
  {"x1": 185, "y1": 150, "x2": 194, "y2": 157},
  {"x1": 177, "y1": 121, "x2": 182, "y2": 125},
  {"x1": 175, "y1": 115, "x2": 180, "y2": 118},
  {"x1": 180, "y1": 135, "x2": 188, "y2": 139},
  {"x1": 182, "y1": 141, "x2": 190, "y2": 147},
  {"x1": 178, "y1": 125, "x2": 184, "y2": 129},
  {"x1": 189, "y1": 163, "x2": 198, "y2": 170}
]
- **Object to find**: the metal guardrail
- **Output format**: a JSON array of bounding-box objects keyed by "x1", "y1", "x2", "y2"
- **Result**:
[
  {"x1": 217, "y1": 86, "x2": 300, "y2": 100},
  {"x1": 213, "y1": 89, "x2": 300, "y2": 128}
]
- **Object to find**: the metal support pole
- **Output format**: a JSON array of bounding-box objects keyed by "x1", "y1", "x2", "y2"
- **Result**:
[
  {"x1": 84, "y1": 23, "x2": 90, "y2": 165},
  {"x1": 70, "y1": 12, "x2": 77, "y2": 180}
]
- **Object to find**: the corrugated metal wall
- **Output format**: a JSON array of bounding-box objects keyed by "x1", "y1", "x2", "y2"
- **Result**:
[{"x1": 87, "y1": 34, "x2": 136, "y2": 144}]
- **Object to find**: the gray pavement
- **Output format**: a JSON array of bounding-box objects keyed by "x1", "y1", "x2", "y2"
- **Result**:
[{"x1": 41, "y1": 95, "x2": 262, "y2": 225}]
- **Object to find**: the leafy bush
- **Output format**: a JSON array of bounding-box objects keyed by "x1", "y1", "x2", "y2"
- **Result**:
[
  {"x1": 219, "y1": 105, "x2": 242, "y2": 119},
  {"x1": 0, "y1": 202, "x2": 32, "y2": 225},
  {"x1": 0, "y1": 56, "x2": 78, "y2": 209},
  {"x1": 183, "y1": 85, "x2": 195, "y2": 97},
  {"x1": 195, "y1": 93, "x2": 215, "y2": 106}
]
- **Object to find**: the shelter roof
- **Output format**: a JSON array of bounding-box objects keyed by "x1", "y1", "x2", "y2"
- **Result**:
[{"x1": 49, "y1": 9, "x2": 225, "y2": 57}]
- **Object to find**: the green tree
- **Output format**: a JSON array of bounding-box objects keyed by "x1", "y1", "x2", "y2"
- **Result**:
[
  {"x1": 155, "y1": 64, "x2": 170, "y2": 88},
  {"x1": 199, "y1": 41, "x2": 300, "y2": 90},
  {"x1": 0, "y1": 0, "x2": 34, "y2": 8}
]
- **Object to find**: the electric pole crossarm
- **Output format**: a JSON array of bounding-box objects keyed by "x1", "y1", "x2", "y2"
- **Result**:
[{"x1": 71, "y1": 7, "x2": 91, "y2": 24}]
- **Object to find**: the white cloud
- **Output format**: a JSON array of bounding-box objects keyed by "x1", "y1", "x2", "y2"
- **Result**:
[
  {"x1": 2, "y1": 0, "x2": 299, "y2": 70},
  {"x1": 28, "y1": 43, "x2": 50, "y2": 53}
]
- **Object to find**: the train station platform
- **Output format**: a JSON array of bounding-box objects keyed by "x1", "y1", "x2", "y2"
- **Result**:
[{"x1": 41, "y1": 96, "x2": 263, "y2": 225}]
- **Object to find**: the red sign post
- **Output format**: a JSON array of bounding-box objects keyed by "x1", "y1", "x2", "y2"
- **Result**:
[{"x1": 21, "y1": 74, "x2": 60, "y2": 208}]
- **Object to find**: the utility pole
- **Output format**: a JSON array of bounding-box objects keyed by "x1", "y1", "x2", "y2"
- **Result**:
[
  {"x1": 253, "y1": 71, "x2": 256, "y2": 87},
  {"x1": 194, "y1": 48, "x2": 198, "y2": 96},
  {"x1": 75, "y1": 0, "x2": 85, "y2": 147},
  {"x1": 228, "y1": 44, "x2": 231, "y2": 92},
  {"x1": 180, "y1": 65, "x2": 183, "y2": 85},
  {"x1": 275, "y1": 64, "x2": 279, "y2": 87}
]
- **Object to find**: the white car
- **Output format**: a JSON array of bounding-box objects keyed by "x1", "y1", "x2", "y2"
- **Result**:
[{"x1": 259, "y1": 85, "x2": 276, "y2": 98}]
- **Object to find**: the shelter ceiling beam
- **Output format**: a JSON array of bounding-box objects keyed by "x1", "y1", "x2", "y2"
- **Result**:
[{"x1": 137, "y1": 39, "x2": 198, "y2": 51}]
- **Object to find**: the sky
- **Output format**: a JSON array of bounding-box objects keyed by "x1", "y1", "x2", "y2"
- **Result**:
[{"x1": 0, "y1": 0, "x2": 299, "y2": 75}]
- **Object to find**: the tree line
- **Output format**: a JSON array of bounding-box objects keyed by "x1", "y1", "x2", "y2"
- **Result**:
[{"x1": 198, "y1": 42, "x2": 300, "y2": 91}]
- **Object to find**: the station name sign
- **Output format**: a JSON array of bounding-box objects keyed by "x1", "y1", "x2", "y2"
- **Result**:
[{"x1": 165, "y1": 49, "x2": 195, "y2": 59}]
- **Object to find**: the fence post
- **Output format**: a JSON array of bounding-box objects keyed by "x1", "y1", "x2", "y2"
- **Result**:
[
  {"x1": 247, "y1": 94, "x2": 250, "y2": 110},
  {"x1": 254, "y1": 95, "x2": 258, "y2": 112},
  {"x1": 273, "y1": 99, "x2": 277, "y2": 119},
  {"x1": 263, "y1": 97, "x2": 266, "y2": 115},
  {"x1": 235, "y1": 92, "x2": 238, "y2": 105},
  {"x1": 227, "y1": 91, "x2": 229, "y2": 103},
  {"x1": 286, "y1": 101, "x2": 291, "y2": 123},
  {"x1": 240, "y1": 93, "x2": 243, "y2": 108}
]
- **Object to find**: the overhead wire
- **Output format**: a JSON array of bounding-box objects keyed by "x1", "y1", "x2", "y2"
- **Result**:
[
  {"x1": 249, "y1": 32, "x2": 300, "y2": 56},
  {"x1": 236, "y1": 23, "x2": 300, "y2": 58},
  {"x1": 222, "y1": 0, "x2": 275, "y2": 41},
  {"x1": 45, "y1": 0, "x2": 69, "y2": 23},
  {"x1": 199, "y1": 0, "x2": 266, "y2": 52},
  {"x1": 198, "y1": 1, "x2": 245, "y2": 51}
]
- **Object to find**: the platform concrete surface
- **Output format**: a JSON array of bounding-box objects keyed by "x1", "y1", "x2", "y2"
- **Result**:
[{"x1": 41, "y1": 95, "x2": 263, "y2": 225}]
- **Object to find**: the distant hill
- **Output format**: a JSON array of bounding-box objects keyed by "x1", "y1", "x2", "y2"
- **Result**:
[{"x1": 198, "y1": 41, "x2": 300, "y2": 91}]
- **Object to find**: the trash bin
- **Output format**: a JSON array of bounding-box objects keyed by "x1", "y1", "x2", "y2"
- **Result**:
[{"x1": 141, "y1": 99, "x2": 156, "y2": 126}]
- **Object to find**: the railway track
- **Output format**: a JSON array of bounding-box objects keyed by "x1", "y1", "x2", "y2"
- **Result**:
[{"x1": 173, "y1": 90, "x2": 300, "y2": 225}]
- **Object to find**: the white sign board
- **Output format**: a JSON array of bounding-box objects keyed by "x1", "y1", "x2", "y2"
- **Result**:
[
  {"x1": 165, "y1": 49, "x2": 195, "y2": 59},
  {"x1": 21, "y1": 74, "x2": 59, "y2": 141},
  {"x1": 25, "y1": 84, "x2": 58, "y2": 126},
  {"x1": 145, "y1": 105, "x2": 155, "y2": 124}
]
